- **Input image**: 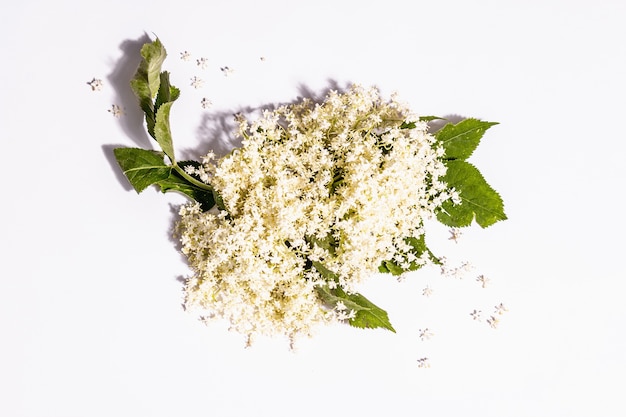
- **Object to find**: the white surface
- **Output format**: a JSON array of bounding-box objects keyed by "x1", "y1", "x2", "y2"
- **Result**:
[{"x1": 1, "y1": 1, "x2": 625, "y2": 416}]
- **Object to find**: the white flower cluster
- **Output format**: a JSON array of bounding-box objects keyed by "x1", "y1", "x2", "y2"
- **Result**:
[{"x1": 177, "y1": 85, "x2": 455, "y2": 343}]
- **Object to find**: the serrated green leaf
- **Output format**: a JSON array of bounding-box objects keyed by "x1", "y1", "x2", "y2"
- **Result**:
[
  {"x1": 156, "y1": 170, "x2": 215, "y2": 211},
  {"x1": 154, "y1": 101, "x2": 175, "y2": 162},
  {"x1": 315, "y1": 285, "x2": 395, "y2": 332},
  {"x1": 130, "y1": 38, "x2": 167, "y2": 139},
  {"x1": 435, "y1": 118, "x2": 498, "y2": 160},
  {"x1": 155, "y1": 71, "x2": 180, "y2": 113},
  {"x1": 133, "y1": 38, "x2": 166, "y2": 100},
  {"x1": 113, "y1": 147, "x2": 171, "y2": 193},
  {"x1": 437, "y1": 160, "x2": 507, "y2": 228}
]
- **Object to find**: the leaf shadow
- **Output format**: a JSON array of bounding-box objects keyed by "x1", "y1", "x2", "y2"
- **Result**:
[
  {"x1": 106, "y1": 33, "x2": 153, "y2": 149},
  {"x1": 428, "y1": 114, "x2": 466, "y2": 133}
]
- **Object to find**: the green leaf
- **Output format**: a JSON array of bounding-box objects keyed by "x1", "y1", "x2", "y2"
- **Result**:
[
  {"x1": 378, "y1": 234, "x2": 441, "y2": 275},
  {"x1": 113, "y1": 147, "x2": 171, "y2": 193},
  {"x1": 435, "y1": 118, "x2": 498, "y2": 160},
  {"x1": 437, "y1": 160, "x2": 507, "y2": 228},
  {"x1": 315, "y1": 285, "x2": 395, "y2": 332},
  {"x1": 156, "y1": 170, "x2": 215, "y2": 211},
  {"x1": 129, "y1": 38, "x2": 167, "y2": 139},
  {"x1": 154, "y1": 71, "x2": 180, "y2": 113},
  {"x1": 154, "y1": 101, "x2": 175, "y2": 163},
  {"x1": 382, "y1": 260, "x2": 405, "y2": 276},
  {"x1": 311, "y1": 260, "x2": 339, "y2": 282},
  {"x1": 131, "y1": 38, "x2": 167, "y2": 100},
  {"x1": 307, "y1": 234, "x2": 336, "y2": 256},
  {"x1": 405, "y1": 234, "x2": 441, "y2": 266},
  {"x1": 419, "y1": 115, "x2": 445, "y2": 122}
]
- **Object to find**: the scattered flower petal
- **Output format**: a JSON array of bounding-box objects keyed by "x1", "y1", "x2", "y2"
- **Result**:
[
  {"x1": 470, "y1": 309, "x2": 482, "y2": 321},
  {"x1": 196, "y1": 57, "x2": 209, "y2": 69},
  {"x1": 190, "y1": 76, "x2": 204, "y2": 89},
  {"x1": 448, "y1": 227, "x2": 462, "y2": 242},
  {"x1": 418, "y1": 328, "x2": 434, "y2": 341},
  {"x1": 180, "y1": 51, "x2": 191, "y2": 61},
  {"x1": 416, "y1": 357, "x2": 431, "y2": 368},
  {"x1": 220, "y1": 66, "x2": 234, "y2": 76},
  {"x1": 487, "y1": 315, "x2": 500, "y2": 329},
  {"x1": 201, "y1": 98, "x2": 213, "y2": 109},
  {"x1": 87, "y1": 78, "x2": 103, "y2": 91},
  {"x1": 494, "y1": 303, "x2": 508, "y2": 315},
  {"x1": 476, "y1": 274, "x2": 490, "y2": 288},
  {"x1": 108, "y1": 104, "x2": 124, "y2": 118},
  {"x1": 422, "y1": 286, "x2": 433, "y2": 297}
]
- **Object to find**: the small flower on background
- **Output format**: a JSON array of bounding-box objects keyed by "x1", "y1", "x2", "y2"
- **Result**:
[
  {"x1": 442, "y1": 261, "x2": 473, "y2": 279},
  {"x1": 201, "y1": 98, "x2": 212, "y2": 109},
  {"x1": 494, "y1": 303, "x2": 508, "y2": 315},
  {"x1": 418, "y1": 328, "x2": 434, "y2": 341},
  {"x1": 190, "y1": 76, "x2": 204, "y2": 89},
  {"x1": 87, "y1": 78, "x2": 103, "y2": 91},
  {"x1": 448, "y1": 228, "x2": 462, "y2": 242},
  {"x1": 476, "y1": 274, "x2": 490, "y2": 288},
  {"x1": 196, "y1": 57, "x2": 208, "y2": 69},
  {"x1": 416, "y1": 357, "x2": 430, "y2": 368},
  {"x1": 486, "y1": 315, "x2": 500, "y2": 329},
  {"x1": 470, "y1": 309, "x2": 482, "y2": 321},
  {"x1": 180, "y1": 51, "x2": 191, "y2": 61},
  {"x1": 260, "y1": 56, "x2": 266, "y2": 62},
  {"x1": 108, "y1": 104, "x2": 123, "y2": 118},
  {"x1": 220, "y1": 66, "x2": 234, "y2": 76},
  {"x1": 422, "y1": 286, "x2": 433, "y2": 297}
]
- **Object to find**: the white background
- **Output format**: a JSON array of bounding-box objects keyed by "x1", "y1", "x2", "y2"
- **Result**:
[{"x1": 1, "y1": 1, "x2": 625, "y2": 416}]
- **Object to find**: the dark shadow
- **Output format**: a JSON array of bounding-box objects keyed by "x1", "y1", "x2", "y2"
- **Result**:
[
  {"x1": 106, "y1": 33, "x2": 152, "y2": 149},
  {"x1": 185, "y1": 78, "x2": 347, "y2": 161},
  {"x1": 297, "y1": 78, "x2": 344, "y2": 101},
  {"x1": 428, "y1": 114, "x2": 466, "y2": 133},
  {"x1": 183, "y1": 108, "x2": 248, "y2": 161}
]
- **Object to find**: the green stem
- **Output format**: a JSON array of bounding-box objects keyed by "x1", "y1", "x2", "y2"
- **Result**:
[{"x1": 173, "y1": 163, "x2": 214, "y2": 191}]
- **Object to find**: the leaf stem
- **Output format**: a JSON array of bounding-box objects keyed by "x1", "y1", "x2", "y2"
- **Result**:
[{"x1": 172, "y1": 163, "x2": 214, "y2": 191}]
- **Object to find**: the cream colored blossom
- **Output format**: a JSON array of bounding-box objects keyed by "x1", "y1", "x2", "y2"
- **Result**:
[{"x1": 177, "y1": 85, "x2": 453, "y2": 343}]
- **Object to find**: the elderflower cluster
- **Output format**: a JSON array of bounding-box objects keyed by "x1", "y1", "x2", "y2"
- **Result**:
[{"x1": 177, "y1": 85, "x2": 455, "y2": 342}]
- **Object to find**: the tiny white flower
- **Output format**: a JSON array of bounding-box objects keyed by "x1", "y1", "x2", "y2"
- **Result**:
[
  {"x1": 476, "y1": 274, "x2": 490, "y2": 288},
  {"x1": 87, "y1": 78, "x2": 103, "y2": 91},
  {"x1": 335, "y1": 301, "x2": 347, "y2": 311},
  {"x1": 494, "y1": 303, "x2": 508, "y2": 315},
  {"x1": 180, "y1": 51, "x2": 191, "y2": 61},
  {"x1": 196, "y1": 57, "x2": 209, "y2": 69},
  {"x1": 486, "y1": 315, "x2": 500, "y2": 329},
  {"x1": 190, "y1": 76, "x2": 204, "y2": 89},
  {"x1": 470, "y1": 309, "x2": 482, "y2": 321},
  {"x1": 422, "y1": 286, "x2": 433, "y2": 297},
  {"x1": 220, "y1": 66, "x2": 234, "y2": 77},
  {"x1": 416, "y1": 357, "x2": 430, "y2": 368},
  {"x1": 260, "y1": 56, "x2": 267, "y2": 62},
  {"x1": 448, "y1": 228, "x2": 462, "y2": 243},
  {"x1": 201, "y1": 98, "x2": 213, "y2": 109},
  {"x1": 108, "y1": 104, "x2": 124, "y2": 118},
  {"x1": 418, "y1": 328, "x2": 434, "y2": 341}
]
